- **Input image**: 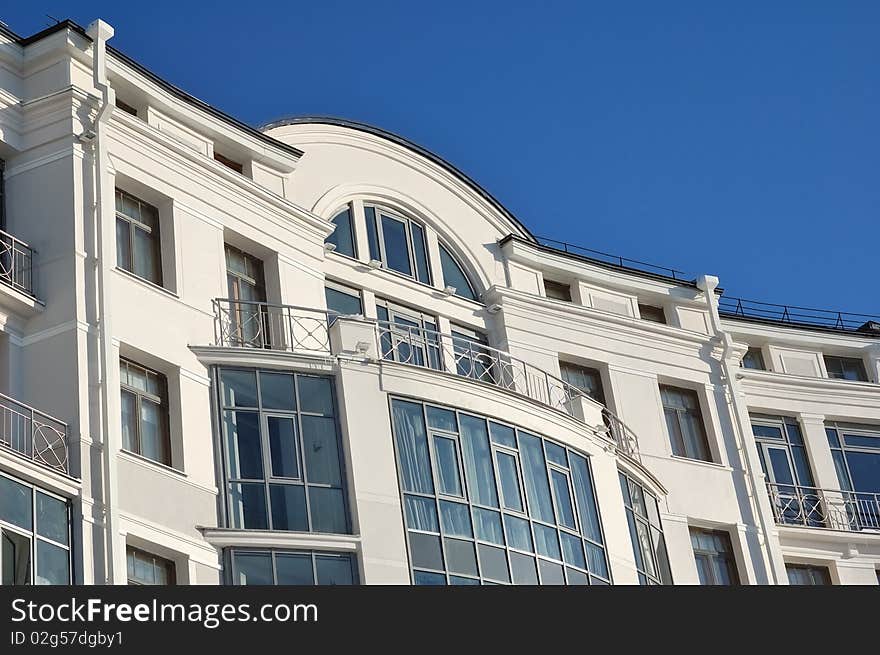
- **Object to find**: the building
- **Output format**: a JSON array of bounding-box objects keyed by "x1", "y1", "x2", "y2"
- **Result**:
[{"x1": 0, "y1": 17, "x2": 878, "y2": 586}]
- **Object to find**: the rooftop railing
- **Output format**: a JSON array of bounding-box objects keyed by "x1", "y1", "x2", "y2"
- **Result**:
[
  {"x1": 376, "y1": 319, "x2": 641, "y2": 461},
  {"x1": 766, "y1": 482, "x2": 880, "y2": 533},
  {"x1": 535, "y1": 235, "x2": 690, "y2": 282},
  {"x1": 0, "y1": 228, "x2": 35, "y2": 297},
  {"x1": 720, "y1": 296, "x2": 880, "y2": 334},
  {"x1": 0, "y1": 390, "x2": 68, "y2": 474}
]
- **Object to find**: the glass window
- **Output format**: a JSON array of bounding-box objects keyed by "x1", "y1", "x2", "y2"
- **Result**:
[
  {"x1": 689, "y1": 527, "x2": 738, "y2": 585},
  {"x1": 741, "y1": 347, "x2": 766, "y2": 370},
  {"x1": 116, "y1": 188, "x2": 162, "y2": 285},
  {"x1": 826, "y1": 422, "x2": 880, "y2": 530},
  {"x1": 224, "y1": 244, "x2": 267, "y2": 348},
  {"x1": 364, "y1": 205, "x2": 431, "y2": 284},
  {"x1": 638, "y1": 304, "x2": 666, "y2": 324},
  {"x1": 326, "y1": 206, "x2": 357, "y2": 258},
  {"x1": 786, "y1": 564, "x2": 831, "y2": 585},
  {"x1": 219, "y1": 369, "x2": 349, "y2": 534},
  {"x1": 120, "y1": 359, "x2": 171, "y2": 466},
  {"x1": 620, "y1": 471, "x2": 671, "y2": 585},
  {"x1": 390, "y1": 400, "x2": 610, "y2": 585},
  {"x1": 0, "y1": 472, "x2": 71, "y2": 585},
  {"x1": 230, "y1": 550, "x2": 357, "y2": 586},
  {"x1": 660, "y1": 385, "x2": 712, "y2": 462},
  {"x1": 376, "y1": 299, "x2": 442, "y2": 371},
  {"x1": 824, "y1": 356, "x2": 869, "y2": 382},
  {"x1": 439, "y1": 243, "x2": 477, "y2": 301},
  {"x1": 127, "y1": 546, "x2": 175, "y2": 585},
  {"x1": 560, "y1": 362, "x2": 605, "y2": 405},
  {"x1": 543, "y1": 279, "x2": 572, "y2": 302},
  {"x1": 325, "y1": 283, "x2": 362, "y2": 317}
]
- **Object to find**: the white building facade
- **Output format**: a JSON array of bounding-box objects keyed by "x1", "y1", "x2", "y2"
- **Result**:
[{"x1": 0, "y1": 18, "x2": 878, "y2": 586}]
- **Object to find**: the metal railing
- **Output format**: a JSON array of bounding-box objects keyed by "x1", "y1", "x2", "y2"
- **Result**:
[
  {"x1": 0, "y1": 391, "x2": 68, "y2": 474},
  {"x1": 213, "y1": 299, "x2": 333, "y2": 353},
  {"x1": 376, "y1": 319, "x2": 641, "y2": 461},
  {"x1": 719, "y1": 296, "x2": 880, "y2": 333},
  {"x1": 766, "y1": 482, "x2": 880, "y2": 532},
  {"x1": 0, "y1": 228, "x2": 35, "y2": 297},
  {"x1": 536, "y1": 236, "x2": 690, "y2": 281}
]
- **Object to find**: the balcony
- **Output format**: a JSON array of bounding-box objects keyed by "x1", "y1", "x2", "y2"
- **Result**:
[
  {"x1": 766, "y1": 482, "x2": 880, "y2": 533},
  {"x1": 210, "y1": 299, "x2": 642, "y2": 461},
  {"x1": 0, "y1": 228, "x2": 36, "y2": 297},
  {"x1": 0, "y1": 390, "x2": 68, "y2": 474}
]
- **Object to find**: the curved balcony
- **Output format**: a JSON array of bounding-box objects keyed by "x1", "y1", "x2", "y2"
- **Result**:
[
  {"x1": 0, "y1": 390, "x2": 68, "y2": 474},
  {"x1": 210, "y1": 298, "x2": 643, "y2": 462}
]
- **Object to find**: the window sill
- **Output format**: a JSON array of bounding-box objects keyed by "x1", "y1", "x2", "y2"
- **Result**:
[
  {"x1": 114, "y1": 267, "x2": 179, "y2": 299},
  {"x1": 668, "y1": 455, "x2": 732, "y2": 472},
  {"x1": 118, "y1": 449, "x2": 185, "y2": 477}
]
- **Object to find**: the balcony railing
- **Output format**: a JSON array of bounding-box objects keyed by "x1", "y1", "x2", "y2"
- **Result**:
[
  {"x1": 213, "y1": 299, "x2": 333, "y2": 353},
  {"x1": 376, "y1": 320, "x2": 641, "y2": 461},
  {"x1": 0, "y1": 228, "x2": 35, "y2": 297},
  {"x1": 766, "y1": 482, "x2": 880, "y2": 533},
  {"x1": 719, "y1": 296, "x2": 880, "y2": 334},
  {"x1": 0, "y1": 391, "x2": 68, "y2": 474}
]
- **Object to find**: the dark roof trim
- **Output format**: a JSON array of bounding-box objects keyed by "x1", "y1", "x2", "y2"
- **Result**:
[
  {"x1": 499, "y1": 234, "x2": 704, "y2": 289},
  {"x1": 261, "y1": 115, "x2": 536, "y2": 242},
  {"x1": 5, "y1": 20, "x2": 304, "y2": 159}
]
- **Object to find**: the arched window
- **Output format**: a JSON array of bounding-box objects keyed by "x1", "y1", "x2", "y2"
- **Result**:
[
  {"x1": 325, "y1": 206, "x2": 356, "y2": 258},
  {"x1": 439, "y1": 243, "x2": 477, "y2": 301},
  {"x1": 363, "y1": 205, "x2": 431, "y2": 284}
]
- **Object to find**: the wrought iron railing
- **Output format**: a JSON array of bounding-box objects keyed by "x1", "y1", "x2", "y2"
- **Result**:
[
  {"x1": 213, "y1": 299, "x2": 333, "y2": 353},
  {"x1": 535, "y1": 236, "x2": 689, "y2": 281},
  {"x1": 0, "y1": 391, "x2": 68, "y2": 473},
  {"x1": 719, "y1": 296, "x2": 880, "y2": 333},
  {"x1": 376, "y1": 319, "x2": 641, "y2": 461},
  {"x1": 766, "y1": 482, "x2": 880, "y2": 532},
  {"x1": 0, "y1": 228, "x2": 35, "y2": 297}
]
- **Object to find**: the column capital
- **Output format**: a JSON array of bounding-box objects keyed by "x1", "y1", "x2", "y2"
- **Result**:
[{"x1": 797, "y1": 412, "x2": 827, "y2": 425}]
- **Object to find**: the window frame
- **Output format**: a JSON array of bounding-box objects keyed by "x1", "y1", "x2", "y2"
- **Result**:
[
  {"x1": 126, "y1": 545, "x2": 176, "y2": 585},
  {"x1": 228, "y1": 548, "x2": 358, "y2": 585},
  {"x1": 660, "y1": 385, "x2": 713, "y2": 462},
  {"x1": 390, "y1": 398, "x2": 611, "y2": 586},
  {"x1": 325, "y1": 205, "x2": 358, "y2": 259},
  {"x1": 823, "y1": 355, "x2": 869, "y2": 382},
  {"x1": 120, "y1": 358, "x2": 172, "y2": 467},
  {"x1": 365, "y1": 205, "x2": 432, "y2": 284},
  {"x1": 560, "y1": 362, "x2": 606, "y2": 405},
  {"x1": 741, "y1": 347, "x2": 766, "y2": 371},
  {"x1": 689, "y1": 527, "x2": 739, "y2": 585},
  {"x1": 619, "y1": 471, "x2": 672, "y2": 585},
  {"x1": 376, "y1": 298, "x2": 442, "y2": 370},
  {"x1": 543, "y1": 279, "x2": 572, "y2": 302},
  {"x1": 638, "y1": 303, "x2": 667, "y2": 324},
  {"x1": 438, "y1": 241, "x2": 478, "y2": 301},
  {"x1": 785, "y1": 563, "x2": 831, "y2": 585},
  {"x1": 218, "y1": 368, "x2": 350, "y2": 535},
  {"x1": 115, "y1": 188, "x2": 163, "y2": 286},
  {"x1": 324, "y1": 280, "x2": 363, "y2": 318}
]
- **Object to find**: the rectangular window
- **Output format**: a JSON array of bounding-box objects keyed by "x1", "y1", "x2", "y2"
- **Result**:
[
  {"x1": 451, "y1": 325, "x2": 494, "y2": 383},
  {"x1": 230, "y1": 549, "x2": 356, "y2": 585},
  {"x1": 824, "y1": 355, "x2": 869, "y2": 382},
  {"x1": 544, "y1": 279, "x2": 572, "y2": 302},
  {"x1": 115, "y1": 189, "x2": 162, "y2": 286},
  {"x1": 826, "y1": 422, "x2": 880, "y2": 530},
  {"x1": 390, "y1": 399, "x2": 610, "y2": 585},
  {"x1": 120, "y1": 359, "x2": 171, "y2": 466},
  {"x1": 0, "y1": 472, "x2": 71, "y2": 585},
  {"x1": 660, "y1": 385, "x2": 712, "y2": 462},
  {"x1": 115, "y1": 98, "x2": 138, "y2": 116},
  {"x1": 786, "y1": 564, "x2": 831, "y2": 585},
  {"x1": 224, "y1": 244, "x2": 267, "y2": 348},
  {"x1": 560, "y1": 362, "x2": 606, "y2": 405},
  {"x1": 741, "y1": 347, "x2": 766, "y2": 370},
  {"x1": 620, "y1": 472, "x2": 672, "y2": 585},
  {"x1": 376, "y1": 299, "x2": 441, "y2": 371},
  {"x1": 365, "y1": 205, "x2": 431, "y2": 284},
  {"x1": 689, "y1": 527, "x2": 738, "y2": 585},
  {"x1": 219, "y1": 369, "x2": 349, "y2": 534},
  {"x1": 127, "y1": 546, "x2": 175, "y2": 585},
  {"x1": 638, "y1": 304, "x2": 666, "y2": 324},
  {"x1": 324, "y1": 282, "x2": 363, "y2": 317}
]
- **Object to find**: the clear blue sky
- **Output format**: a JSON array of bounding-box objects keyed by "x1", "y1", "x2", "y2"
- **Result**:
[{"x1": 5, "y1": 2, "x2": 878, "y2": 313}]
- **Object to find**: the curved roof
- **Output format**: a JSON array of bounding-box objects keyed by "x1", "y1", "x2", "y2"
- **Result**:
[{"x1": 261, "y1": 116, "x2": 537, "y2": 242}]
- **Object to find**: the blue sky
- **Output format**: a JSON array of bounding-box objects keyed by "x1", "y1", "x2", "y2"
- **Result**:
[{"x1": 5, "y1": 2, "x2": 879, "y2": 314}]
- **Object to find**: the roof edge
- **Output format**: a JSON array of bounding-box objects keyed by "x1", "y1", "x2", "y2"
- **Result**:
[{"x1": 261, "y1": 115, "x2": 536, "y2": 242}]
